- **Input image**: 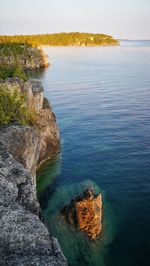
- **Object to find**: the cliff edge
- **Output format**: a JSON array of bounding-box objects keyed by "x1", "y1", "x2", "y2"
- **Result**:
[
  {"x1": 0, "y1": 78, "x2": 67, "y2": 265},
  {"x1": 0, "y1": 43, "x2": 49, "y2": 69}
]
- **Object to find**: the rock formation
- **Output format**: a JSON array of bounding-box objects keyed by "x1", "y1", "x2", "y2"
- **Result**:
[
  {"x1": 0, "y1": 45, "x2": 49, "y2": 69},
  {"x1": 0, "y1": 78, "x2": 60, "y2": 176},
  {"x1": 0, "y1": 78, "x2": 67, "y2": 265},
  {"x1": 61, "y1": 188, "x2": 102, "y2": 240}
]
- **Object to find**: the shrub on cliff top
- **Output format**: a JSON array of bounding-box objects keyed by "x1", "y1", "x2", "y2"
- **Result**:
[
  {"x1": 0, "y1": 65, "x2": 27, "y2": 81},
  {"x1": 13, "y1": 67, "x2": 27, "y2": 81},
  {"x1": 0, "y1": 42, "x2": 32, "y2": 56},
  {"x1": 0, "y1": 86, "x2": 37, "y2": 125}
]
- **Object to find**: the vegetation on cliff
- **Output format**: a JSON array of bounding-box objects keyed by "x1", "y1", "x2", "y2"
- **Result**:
[
  {"x1": 0, "y1": 86, "x2": 36, "y2": 125},
  {"x1": 0, "y1": 32, "x2": 119, "y2": 46},
  {"x1": 0, "y1": 42, "x2": 49, "y2": 69},
  {"x1": 0, "y1": 65, "x2": 27, "y2": 81},
  {"x1": 0, "y1": 42, "x2": 32, "y2": 56}
]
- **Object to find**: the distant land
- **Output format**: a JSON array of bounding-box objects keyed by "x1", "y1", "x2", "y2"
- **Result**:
[{"x1": 0, "y1": 32, "x2": 119, "y2": 46}]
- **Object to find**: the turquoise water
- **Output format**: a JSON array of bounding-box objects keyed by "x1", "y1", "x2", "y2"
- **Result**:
[{"x1": 36, "y1": 41, "x2": 150, "y2": 266}]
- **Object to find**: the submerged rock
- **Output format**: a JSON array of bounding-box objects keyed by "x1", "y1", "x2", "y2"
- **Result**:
[{"x1": 61, "y1": 187, "x2": 102, "y2": 239}]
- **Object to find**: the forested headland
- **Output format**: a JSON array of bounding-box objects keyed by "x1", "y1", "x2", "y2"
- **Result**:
[{"x1": 0, "y1": 32, "x2": 119, "y2": 46}]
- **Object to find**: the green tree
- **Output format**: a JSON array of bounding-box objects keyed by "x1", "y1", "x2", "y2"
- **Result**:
[
  {"x1": 0, "y1": 87, "x2": 37, "y2": 125},
  {"x1": 13, "y1": 66, "x2": 27, "y2": 81},
  {"x1": 0, "y1": 65, "x2": 27, "y2": 81}
]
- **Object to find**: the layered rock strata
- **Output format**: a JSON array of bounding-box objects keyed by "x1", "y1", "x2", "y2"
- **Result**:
[
  {"x1": 61, "y1": 188, "x2": 102, "y2": 240},
  {"x1": 0, "y1": 79, "x2": 67, "y2": 265}
]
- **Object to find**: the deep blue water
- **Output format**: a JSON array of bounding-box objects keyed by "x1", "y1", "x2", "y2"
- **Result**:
[{"x1": 36, "y1": 40, "x2": 150, "y2": 266}]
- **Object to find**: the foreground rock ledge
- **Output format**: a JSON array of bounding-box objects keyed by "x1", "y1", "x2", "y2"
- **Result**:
[
  {"x1": 0, "y1": 78, "x2": 67, "y2": 265},
  {"x1": 61, "y1": 188, "x2": 102, "y2": 240}
]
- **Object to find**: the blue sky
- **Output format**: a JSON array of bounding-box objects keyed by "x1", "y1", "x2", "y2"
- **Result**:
[{"x1": 0, "y1": 0, "x2": 150, "y2": 39}]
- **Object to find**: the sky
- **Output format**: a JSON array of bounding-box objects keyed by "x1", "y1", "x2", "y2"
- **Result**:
[{"x1": 0, "y1": 0, "x2": 150, "y2": 39}]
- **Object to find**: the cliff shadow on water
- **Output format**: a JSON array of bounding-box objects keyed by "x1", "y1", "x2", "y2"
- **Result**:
[
  {"x1": 25, "y1": 67, "x2": 48, "y2": 80},
  {"x1": 37, "y1": 157, "x2": 116, "y2": 266}
]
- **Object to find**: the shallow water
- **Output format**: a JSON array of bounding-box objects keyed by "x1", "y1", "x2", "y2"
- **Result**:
[{"x1": 36, "y1": 41, "x2": 150, "y2": 266}]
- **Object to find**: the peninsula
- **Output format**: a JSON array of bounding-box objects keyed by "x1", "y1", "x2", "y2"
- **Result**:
[{"x1": 0, "y1": 32, "x2": 119, "y2": 46}]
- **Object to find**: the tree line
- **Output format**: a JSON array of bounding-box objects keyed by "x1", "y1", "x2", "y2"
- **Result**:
[{"x1": 0, "y1": 32, "x2": 119, "y2": 46}]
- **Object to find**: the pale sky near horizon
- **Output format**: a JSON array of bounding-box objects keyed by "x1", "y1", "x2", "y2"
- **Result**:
[{"x1": 0, "y1": 0, "x2": 150, "y2": 39}]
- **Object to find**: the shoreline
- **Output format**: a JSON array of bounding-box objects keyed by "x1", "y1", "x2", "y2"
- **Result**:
[
  {"x1": 0, "y1": 75, "x2": 67, "y2": 265},
  {"x1": 41, "y1": 43, "x2": 120, "y2": 48}
]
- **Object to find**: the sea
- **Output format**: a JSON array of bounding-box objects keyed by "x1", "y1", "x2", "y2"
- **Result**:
[{"x1": 29, "y1": 40, "x2": 150, "y2": 266}]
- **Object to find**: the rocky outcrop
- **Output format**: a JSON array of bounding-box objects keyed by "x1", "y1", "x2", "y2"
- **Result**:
[
  {"x1": 0, "y1": 140, "x2": 67, "y2": 266},
  {"x1": 0, "y1": 78, "x2": 60, "y2": 175},
  {"x1": 61, "y1": 188, "x2": 102, "y2": 240},
  {"x1": 0, "y1": 79, "x2": 67, "y2": 265},
  {"x1": 0, "y1": 45, "x2": 49, "y2": 69}
]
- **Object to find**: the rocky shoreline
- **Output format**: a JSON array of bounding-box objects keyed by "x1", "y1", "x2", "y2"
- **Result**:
[{"x1": 0, "y1": 78, "x2": 67, "y2": 265}]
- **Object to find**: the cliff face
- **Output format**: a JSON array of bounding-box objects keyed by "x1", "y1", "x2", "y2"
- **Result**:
[
  {"x1": 0, "y1": 140, "x2": 67, "y2": 266},
  {"x1": 0, "y1": 45, "x2": 49, "y2": 69},
  {"x1": 0, "y1": 78, "x2": 60, "y2": 175},
  {"x1": 0, "y1": 79, "x2": 67, "y2": 265}
]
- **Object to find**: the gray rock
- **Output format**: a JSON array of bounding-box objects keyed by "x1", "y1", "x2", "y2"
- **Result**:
[
  {"x1": 0, "y1": 79, "x2": 67, "y2": 265},
  {"x1": 0, "y1": 79, "x2": 60, "y2": 173}
]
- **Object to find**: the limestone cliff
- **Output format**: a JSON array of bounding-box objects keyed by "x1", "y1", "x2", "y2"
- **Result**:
[
  {"x1": 0, "y1": 78, "x2": 60, "y2": 175},
  {"x1": 0, "y1": 78, "x2": 67, "y2": 265},
  {"x1": 0, "y1": 44, "x2": 49, "y2": 69}
]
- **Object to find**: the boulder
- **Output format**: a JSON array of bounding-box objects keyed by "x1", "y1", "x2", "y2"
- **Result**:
[{"x1": 61, "y1": 187, "x2": 102, "y2": 240}]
